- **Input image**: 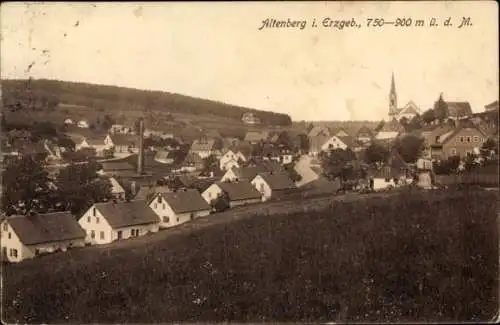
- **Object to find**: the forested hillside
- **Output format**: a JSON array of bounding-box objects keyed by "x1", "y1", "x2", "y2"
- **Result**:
[{"x1": 1, "y1": 79, "x2": 292, "y2": 126}]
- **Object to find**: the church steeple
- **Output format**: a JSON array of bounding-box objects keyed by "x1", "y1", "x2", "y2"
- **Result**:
[{"x1": 389, "y1": 72, "x2": 398, "y2": 117}]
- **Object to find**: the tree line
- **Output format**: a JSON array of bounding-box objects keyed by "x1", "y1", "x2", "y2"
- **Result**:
[
  {"x1": 1, "y1": 155, "x2": 112, "y2": 217},
  {"x1": 2, "y1": 79, "x2": 293, "y2": 126}
]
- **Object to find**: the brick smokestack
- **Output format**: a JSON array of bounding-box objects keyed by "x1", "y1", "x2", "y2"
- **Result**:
[{"x1": 137, "y1": 117, "x2": 145, "y2": 175}]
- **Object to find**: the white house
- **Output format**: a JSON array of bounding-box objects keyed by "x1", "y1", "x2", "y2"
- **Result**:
[
  {"x1": 77, "y1": 120, "x2": 89, "y2": 128},
  {"x1": 78, "y1": 200, "x2": 160, "y2": 245},
  {"x1": 64, "y1": 118, "x2": 74, "y2": 125},
  {"x1": 1, "y1": 212, "x2": 86, "y2": 263},
  {"x1": 375, "y1": 131, "x2": 400, "y2": 141},
  {"x1": 76, "y1": 137, "x2": 111, "y2": 155},
  {"x1": 110, "y1": 124, "x2": 134, "y2": 135},
  {"x1": 251, "y1": 172, "x2": 297, "y2": 201},
  {"x1": 202, "y1": 181, "x2": 262, "y2": 208},
  {"x1": 189, "y1": 138, "x2": 217, "y2": 159},
  {"x1": 108, "y1": 177, "x2": 126, "y2": 200},
  {"x1": 320, "y1": 135, "x2": 349, "y2": 151},
  {"x1": 148, "y1": 189, "x2": 211, "y2": 228}
]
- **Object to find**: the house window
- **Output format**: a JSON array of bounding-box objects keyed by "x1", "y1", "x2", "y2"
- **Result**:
[
  {"x1": 100, "y1": 231, "x2": 105, "y2": 240},
  {"x1": 2, "y1": 247, "x2": 7, "y2": 257},
  {"x1": 466, "y1": 136, "x2": 471, "y2": 143},
  {"x1": 162, "y1": 204, "x2": 165, "y2": 210},
  {"x1": 459, "y1": 136, "x2": 464, "y2": 143},
  {"x1": 158, "y1": 196, "x2": 162, "y2": 203},
  {"x1": 117, "y1": 231, "x2": 123, "y2": 240},
  {"x1": 177, "y1": 217, "x2": 179, "y2": 222},
  {"x1": 154, "y1": 203, "x2": 157, "y2": 209},
  {"x1": 163, "y1": 216, "x2": 169, "y2": 223},
  {"x1": 87, "y1": 216, "x2": 91, "y2": 223},
  {"x1": 435, "y1": 136, "x2": 440, "y2": 143},
  {"x1": 450, "y1": 148, "x2": 457, "y2": 156},
  {"x1": 35, "y1": 248, "x2": 40, "y2": 256},
  {"x1": 8, "y1": 232, "x2": 11, "y2": 239},
  {"x1": 95, "y1": 217, "x2": 99, "y2": 224},
  {"x1": 473, "y1": 136, "x2": 479, "y2": 142},
  {"x1": 10, "y1": 249, "x2": 18, "y2": 258},
  {"x1": 3, "y1": 224, "x2": 7, "y2": 231},
  {"x1": 91, "y1": 230, "x2": 95, "y2": 239},
  {"x1": 260, "y1": 183, "x2": 265, "y2": 193},
  {"x1": 92, "y1": 208, "x2": 96, "y2": 217}
]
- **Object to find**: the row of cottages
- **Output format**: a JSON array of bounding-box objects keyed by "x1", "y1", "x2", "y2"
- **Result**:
[
  {"x1": 202, "y1": 181, "x2": 262, "y2": 208},
  {"x1": 1, "y1": 212, "x2": 86, "y2": 263}
]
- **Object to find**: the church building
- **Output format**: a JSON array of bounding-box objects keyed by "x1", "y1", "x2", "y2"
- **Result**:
[{"x1": 387, "y1": 73, "x2": 421, "y2": 122}]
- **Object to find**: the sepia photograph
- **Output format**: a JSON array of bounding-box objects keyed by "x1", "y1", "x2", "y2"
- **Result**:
[{"x1": 0, "y1": 1, "x2": 498, "y2": 323}]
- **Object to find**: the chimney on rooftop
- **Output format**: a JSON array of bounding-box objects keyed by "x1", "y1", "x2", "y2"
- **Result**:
[{"x1": 137, "y1": 117, "x2": 145, "y2": 175}]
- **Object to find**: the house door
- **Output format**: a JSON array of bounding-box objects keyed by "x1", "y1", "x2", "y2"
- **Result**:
[{"x1": 117, "y1": 231, "x2": 123, "y2": 240}]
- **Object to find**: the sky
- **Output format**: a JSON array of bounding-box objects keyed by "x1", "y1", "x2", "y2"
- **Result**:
[{"x1": 1, "y1": 1, "x2": 498, "y2": 121}]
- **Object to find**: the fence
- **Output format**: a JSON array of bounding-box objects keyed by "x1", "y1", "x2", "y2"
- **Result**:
[{"x1": 434, "y1": 173, "x2": 499, "y2": 186}]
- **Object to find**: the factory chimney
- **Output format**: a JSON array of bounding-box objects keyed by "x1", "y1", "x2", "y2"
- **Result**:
[{"x1": 137, "y1": 117, "x2": 145, "y2": 175}]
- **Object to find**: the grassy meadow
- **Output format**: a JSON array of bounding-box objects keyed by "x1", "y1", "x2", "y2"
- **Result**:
[{"x1": 2, "y1": 188, "x2": 498, "y2": 323}]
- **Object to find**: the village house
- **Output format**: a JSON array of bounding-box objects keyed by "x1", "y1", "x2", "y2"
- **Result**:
[
  {"x1": 1, "y1": 212, "x2": 86, "y2": 263},
  {"x1": 320, "y1": 135, "x2": 354, "y2": 152},
  {"x1": 77, "y1": 120, "x2": 89, "y2": 128},
  {"x1": 148, "y1": 189, "x2": 211, "y2": 228},
  {"x1": 202, "y1": 181, "x2": 262, "y2": 208},
  {"x1": 244, "y1": 131, "x2": 269, "y2": 144},
  {"x1": 143, "y1": 128, "x2": 174, "y2": 139},
  {"x1": 105, "y1": 134, "x2": 139, "y2": 154},
  {"x1": 356, "y1": 126, "x2": 374, "y2": 143},
  {"x1": 98, "y1": 161, "x2": 137, "y2": 177},
  {"x1": 308, "y1": 126, "x2": 331, "y2": 156},
  {"x1": 261, "y1": 145, "x2": 294, "y2": 165},
  {"x1": 219, "y1": 149, "x2": 246, "y2": 171},
  {"x1": 189, "y1": 138, "x2": 217, "y2": 159},
  {"x1": 251, "y1": 172, "x2": 297, "y2": 201},
  {"x1": 445, "y1": 101, "x2": 473, "y2": 120},
  {"x1": 108, "y1": 177, "x2": 126, "y2": 200},
  {"x1": 220, "y1": 160, "x2": 284, "y2": 182},
  {"x1": 78, "y1": 200, "x2": 160, "y2": 245},
  {"x1": 393, "y1": 101, "x2": 421, "y2": 122},
  {"x1": 64, "y1": 118, "x2": 74, "y2": 125},
  {"x1": 178, "y1": 152, "x2": 204, "y2": 172},
  {"x1": 430, "y1": 123, "x2": 487, "y2": 159},
  {"x1": 76, "y1": 136, "x2": 111, "y2": 156},
  {"x1": 241, "y1": 112, "x2": 261, "y2": 125}
]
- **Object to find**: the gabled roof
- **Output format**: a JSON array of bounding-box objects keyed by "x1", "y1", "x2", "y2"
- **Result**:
[
  {"x1": 485, "y1": 100, "x2": 499, "y2": 111},
  {"x1": 308, "y1": 126, "x2": 331, "y2": 137},
  {"x1": 256, "y1": 172, "x2": 296, "y2": 190},
  {"x1": 94, "y1": 200, "x2": 158, "y2": 228},
  {"x1": 446, "y1": 101, "x2": 473, "y2": 117},
  {"x1": 244, "y1": 131, "x2": 269, "y2": 142},
  {"x1": 216, "y1": 181, "x2": 262, "y2": 201},
  {"x1": 399, "y1": 100, "x2": 420, "y2": 115},
  {"x1": 83, "y1": 137, "x2": 105, "y2": 146},
  {"x1": 108, "y1": 177, "x2": 125, "y2": 194},
  {"x1": 137, "y1": 185, "x2": 171, "y2": 202},
  {"x1": 108, "y1": 134, "x2": 139, "y2": 146},
  {"x1": 231, "y1": 166, "x2": 268, "y2": 180},
  {"x1": 100, "y1": 161, "x2": 136, "y2": 171},
  {"x1": 356, "y1": 125, "x2": 374, "y2": 138},
  {"x1": 6, "y1": 212, "x2": 85, "y2": 246},
  {"x1": 337, "y1": 135, "x2": 355, "y2": 148},
  {"x1": 439, "y1": 125, "x2": 487, "y2": 145},
  {"x1": 160, "y1": 189, "x2": 211, "y2": 213}
]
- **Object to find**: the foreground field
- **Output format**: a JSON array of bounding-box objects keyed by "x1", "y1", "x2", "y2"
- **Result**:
[{"x1": 3, "y1": 188, "x2": 498, "y2": 323}]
